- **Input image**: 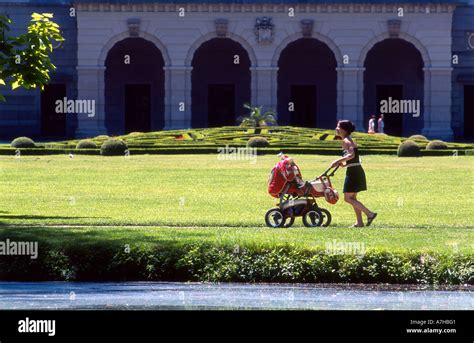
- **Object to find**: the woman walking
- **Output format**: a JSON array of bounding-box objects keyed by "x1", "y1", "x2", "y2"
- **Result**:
[{"x1": 331, "y1": 120, "x2": 377, "y2": 227}]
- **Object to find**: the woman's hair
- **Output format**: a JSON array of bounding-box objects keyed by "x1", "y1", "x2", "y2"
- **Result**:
[{"x1": 338, "y1": 120, "x2": 356, "y2": 135}]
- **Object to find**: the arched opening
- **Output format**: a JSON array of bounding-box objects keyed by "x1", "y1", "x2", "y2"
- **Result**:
[
  {"x1": 105, "y1": 37, "x2": 165, "y2": 134},
  {"x1": 277, "y1": 38, "x2": 337, "y2": 128},
  {"x1": 191, "y1": 38, "x2": 251, "y2": 128},
  {"x1": 363, "y1": 39, "x2": 424, "y2": 136}
]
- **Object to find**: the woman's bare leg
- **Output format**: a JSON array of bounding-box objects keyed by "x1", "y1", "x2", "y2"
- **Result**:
[
  {"x1": 353, "y1": 193, "x2": 364, "y2": 225},
  {"x1": 344, "y1": 192, "x2": 364, "y2": 226},
  {"x1": 344, "y1": 192, "x2": 374, "y2": 217}
]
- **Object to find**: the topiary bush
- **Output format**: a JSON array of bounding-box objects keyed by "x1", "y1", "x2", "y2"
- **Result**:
[
  {"x1": 426, "y1": 140, "x2": 448, "y2": 150},
  {"x1": 76, "y1": 139, "x2": 98, "y2": 149},
  {"x1": 398, "y1": 140, "x2": 421, "y2": 157},
  {"x1": 11, "y1": 137, "x2": 36, "y2": 148},
  {"x1": 409, "y1": 134, "x2": 428, "y2": 141},
  {"x1": 100, "y1": 138, "x2": 128, "y2": 156},
  {"x1": 247, "y1": 136, "x2": 270, "y2": 148}
]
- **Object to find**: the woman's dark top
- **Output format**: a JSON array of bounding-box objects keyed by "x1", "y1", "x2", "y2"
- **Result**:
[{"x1": 343, "y1": 146, "x2": 367, "y2": 193}]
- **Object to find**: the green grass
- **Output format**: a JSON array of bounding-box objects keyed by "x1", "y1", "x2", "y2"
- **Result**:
[{"x1": 0, "y1": 154, "x2": 473, "y2": 254}]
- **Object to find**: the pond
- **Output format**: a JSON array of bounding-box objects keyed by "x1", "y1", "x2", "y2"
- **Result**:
[{"x1": 0, "y1": 282, "x2": 472, "y2": 310}]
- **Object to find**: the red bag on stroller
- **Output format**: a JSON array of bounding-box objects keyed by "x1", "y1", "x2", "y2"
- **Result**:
[{"x1": 268, "y1": 156, "x2": 302, "y2": 198}]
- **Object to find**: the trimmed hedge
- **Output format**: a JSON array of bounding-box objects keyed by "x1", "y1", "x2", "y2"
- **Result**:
[
  {"x1": 11, "y1": 137, "x2": 36, "y2": 148},
  {"x1": 426, "y1": 140, "x2": 448, "y2": 150},
  {"x1": 100, "y1": 138, "x2": 128, "y2": 156},
  {"x1": 0, "y1": 146, "x2": 469, "y2": 157},
  {"x1": 409, "y1": 135, "x2": 428, "y2": 141},
  {"x1": 0, "y1": 243, "x2": 471, "y2": 284},
  {"x1": 247, "y1": 136, "x2": 270, "y2": 148},
  {"x1": 76, "y1": 139, "x2": 98, "y2": 149},
  {"x1": 398, "y1": 140, "x2": 421, "y2": 157}
]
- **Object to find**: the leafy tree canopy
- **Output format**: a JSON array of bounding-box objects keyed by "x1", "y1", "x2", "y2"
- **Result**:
[{"x1": 0, "y1": 12, "x2": 64, "y2": 101}]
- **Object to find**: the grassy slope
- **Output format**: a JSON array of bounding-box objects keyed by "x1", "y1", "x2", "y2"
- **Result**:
[{"x1": 0, "y1": 154, "x2": 473, "y2": 254}]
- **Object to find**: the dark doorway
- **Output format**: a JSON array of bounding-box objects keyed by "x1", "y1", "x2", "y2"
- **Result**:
[
  {"x1": 290, "y1": 85, "x2": 317, "y2": 127},
  {"x1": 191, "y1": 38, "x2": 251, "y2": 128},
  {"x1": 125, "y1": 84, "x2": 151, "y2": 133},
  {"x1": 41, "y1": 83, "x2": 66, "y2": 136},
  {"x1": 277, "y1": 38, "x2": 337, "y2": 129},
  {"x1": 464, "y1": 86, "x2": 474, "y2": 139},
  {"x1": 208, "y1": 84, "x2": 235, "y2": 127},
  {"x1": 376, "y1": 85, "x2": 403, "y2": 136}
]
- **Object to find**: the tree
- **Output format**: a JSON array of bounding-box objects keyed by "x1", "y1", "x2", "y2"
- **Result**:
[
  {"x1": 0, "y1": 12, "x2": 64, "y2": 101},
  {"x1": 238, "y1": 103, "x2": 277, "y2": 128}
]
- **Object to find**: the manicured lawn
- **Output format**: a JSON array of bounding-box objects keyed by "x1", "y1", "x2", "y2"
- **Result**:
[{"x1": 0, "y1": 154, "x2": 473, "y2": 254}]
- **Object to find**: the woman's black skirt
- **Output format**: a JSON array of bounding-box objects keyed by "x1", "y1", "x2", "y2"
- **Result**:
[{"x1": 343, "y1": 165, "x2": 367, "y2": 193}]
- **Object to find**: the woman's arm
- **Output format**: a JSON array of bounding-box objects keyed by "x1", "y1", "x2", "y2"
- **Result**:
[{"x1": 330, "y1": 139, "x2": 355, "y2": 168}]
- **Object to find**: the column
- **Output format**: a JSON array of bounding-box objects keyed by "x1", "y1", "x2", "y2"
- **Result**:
[
  {"x1": 75, "y1": 65, "x2": 107, "y2": 138},
  {"x1": 421, "y1": 67, "x2": 454, "y2": 140},
  {"x1": 336, "y1": 67, "x2": 365, "y2": 130},
  {"x1": 250, "y1": 66, "x2": 279, "y2": 118},
  {"x1": 163, "y1": 66, "x2": 192, "y2": 130}
]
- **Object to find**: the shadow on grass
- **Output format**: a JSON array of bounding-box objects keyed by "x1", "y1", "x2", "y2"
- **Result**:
[
  {"x1": 0, "y1": 226, "x2": 216, "y2": 250},
  {"x1": 0, "y1": 214, "x2": 108, "y2": 220}
]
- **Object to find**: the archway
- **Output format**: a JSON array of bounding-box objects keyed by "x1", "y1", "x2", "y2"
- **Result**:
[
  {"x1": 105, "y1": 37, "x2": 165, "y2": 134},
  {"x1": 277, "y1": 38, "x2": 337, "y2": 128},
  {"x1": 363, "y1": 39, "x2": 424, "y2": 136},
  {"x1": 191, "y1": 38, "x2": 251, "y2": 128}
]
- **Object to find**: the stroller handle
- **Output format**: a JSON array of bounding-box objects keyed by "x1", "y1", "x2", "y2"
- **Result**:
[{"x1": 320, "y1": 165, "x2": 339, "y2": 177}]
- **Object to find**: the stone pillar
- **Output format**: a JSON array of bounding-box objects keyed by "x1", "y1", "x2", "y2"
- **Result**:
[
  {"x1": 251, "y1": 66, "x2": 279, "y2": 115},
  {"x1": 337, "y1": 67, "x2": 365, "y2": 130},
  {"x1": 75, "y1": 66, "x2": 107, "y2": 138},
  {"x1": 164, "y1": 66, "x2": 192, "y2": 129},
  {"x1": 421, "y1": 67, "x2": 454, "y2": 140}
]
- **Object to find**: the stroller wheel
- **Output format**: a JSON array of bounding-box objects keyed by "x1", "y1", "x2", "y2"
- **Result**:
[
  {"x1": 302, "y1": 209, "x2": 323, "y2": 227},
  {"x1": 283, "y1": 216, "x2": 295, "y2": 228},
  {"x1": 265, "y1": 208, "x2": 285, "y2": 228},
  {"x1": 319, "y1": 208, "x2": 332, "y2": 227}
]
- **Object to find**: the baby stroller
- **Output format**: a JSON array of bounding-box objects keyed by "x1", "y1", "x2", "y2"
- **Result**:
[{"x1": 266, "y1": 156, "x2": 339, "y2": 228}]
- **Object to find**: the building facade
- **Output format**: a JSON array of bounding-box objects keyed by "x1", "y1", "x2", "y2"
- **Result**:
[
  {"x1": 0, "y1": 0, "x2": 77, "y2": 139},
  {"x1": 0, "y1": 0, "x2": 473, "y2": 141}
]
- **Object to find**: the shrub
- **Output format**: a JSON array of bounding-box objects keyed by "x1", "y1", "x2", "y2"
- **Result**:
[
  {"x1": 11, "y1": 137, "x2": 36, "y2": 148},
  {"x1": 409, "y1": 134, "x2": 428, "y2": 141},
  {"x1": 76, "y1": 139, "x2": 98, "y2": 149},
  {"x1": 247, "y1": 136, "x2": 270, "y2": 148},
  {"x1": 100, "y1": 138, "x2": 128, "y2": 156},
  {"x1": 95, "y1": 135, "x2": 109, "y2": 140},
  {"x1": 397, "y1": 140, "x2": 420, "y2": 157},
  {"x1": 426, "y1": 140, "x2": 448, "y2": 150}
]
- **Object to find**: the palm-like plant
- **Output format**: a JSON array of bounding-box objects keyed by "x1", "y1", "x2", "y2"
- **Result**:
[{"x1": 238, "y1": 104, "x2": 277, "y2": 127}]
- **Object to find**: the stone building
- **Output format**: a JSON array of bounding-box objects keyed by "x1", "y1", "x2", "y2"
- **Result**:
[{"x1": 0, "y1": 0, "x2": 473, "y2": 141}]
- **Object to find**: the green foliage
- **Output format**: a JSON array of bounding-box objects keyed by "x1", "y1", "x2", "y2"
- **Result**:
[
  {"x1": 11, "y1": 136, "x2": 35, "y2": 148},
  {"x1": 0, "y1": 241, "x2": 471, "y2": 284},
  {"x1": 76, "y1": 139, "x2": 98, "y2": 149},
  {"x1": 0, "y1": 13, "x2": 64, "y2": 100},
  {"x1": 238, "y1": 104, "x2": 277, "y2": 127},
  {"x1": 426, "y1": 140, "x2": 448, "y2": 150},
  {"x1": 100, "y1": 138, "x2": 128, "y2": 156},
  {"x1": 398, "y1": 140, "x2": 421, "y2": 157},
  {"x1": 409, "y1": 135, "x2": 428, "y2": 141},
  {"x1": 247, "y1": 136, "x2": 270, "y2": 148}
]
